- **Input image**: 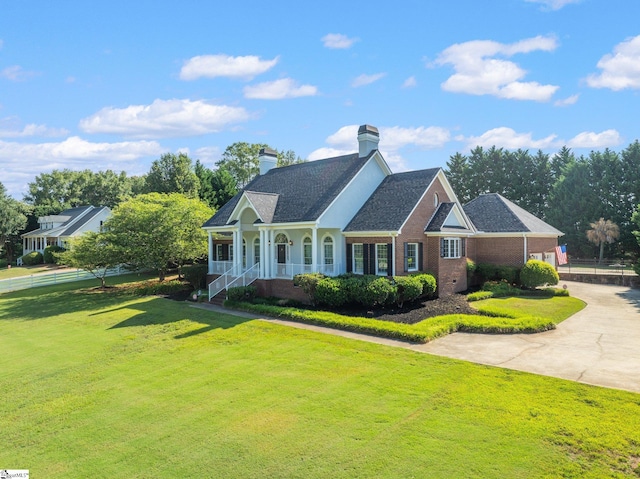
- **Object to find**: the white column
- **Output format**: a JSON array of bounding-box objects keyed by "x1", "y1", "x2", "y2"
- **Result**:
[
  {"x1": 312, "y1": 227, "x2": 318, "y2": 274},
  {"x1": 268, "y1": 229, "x2": 275, "y2": 278},
  {"x1": 391, "y1": 235, "x2": 396, "y2": 277},
  {"x1": 207, "y1": 231, "x2": 214, "y2": 274},
  {"x1": 259, "y1": 230, "x2": 265, "y2": 278}
]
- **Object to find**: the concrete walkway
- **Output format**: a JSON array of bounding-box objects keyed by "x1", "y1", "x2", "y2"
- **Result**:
[{"x1": 193, "y1": 280, "x2": 640, "y2": 394}]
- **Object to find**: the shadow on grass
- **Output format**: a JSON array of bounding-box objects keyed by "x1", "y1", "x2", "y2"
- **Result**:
[{"x1": 103, "y1": 298, "x2": 251, "y2": 339}]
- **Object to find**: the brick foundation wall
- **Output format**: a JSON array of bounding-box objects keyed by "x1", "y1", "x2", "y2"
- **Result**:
[
  {"x1": 254, "y1": 279, "x2": 311, "y2": 304},
  {"x1": 437, "y1": 257, "x2": 468, "y2": 295}
]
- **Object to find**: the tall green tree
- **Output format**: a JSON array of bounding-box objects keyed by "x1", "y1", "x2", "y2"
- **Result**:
[
  {"x1": 277, "y1": 149, "x2": 306, "y2": 167},
  {"x1": 145, "y1": 153, "x2": 200, "y2": 198},
  {"x1": 105, "y1": 193, "x2": 213, "y2": 281},
  {"x1": 0, "y1": 182, "x2": 31, "y2": 264},
  {"x1": 216, "y1": 142, "x2": 270, "y2": 189}
]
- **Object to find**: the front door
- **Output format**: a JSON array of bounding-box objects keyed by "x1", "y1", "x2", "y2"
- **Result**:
[{"x1": 277, "y1": 244, "x2": 287, "y2": 276}]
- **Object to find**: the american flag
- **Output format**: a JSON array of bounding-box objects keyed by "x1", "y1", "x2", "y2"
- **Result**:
[{"x1": 555, "y1": 245, "x2": 568, "y2": 265}]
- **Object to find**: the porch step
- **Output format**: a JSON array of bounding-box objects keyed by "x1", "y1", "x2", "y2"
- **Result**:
[{"x1": 209, "y1": 290, "x2": 227, "y2": 306}]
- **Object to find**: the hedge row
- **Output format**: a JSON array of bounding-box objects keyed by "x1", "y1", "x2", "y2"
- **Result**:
[{"x1": 293, "y1": 273, "x2": 436, "y2": 309}]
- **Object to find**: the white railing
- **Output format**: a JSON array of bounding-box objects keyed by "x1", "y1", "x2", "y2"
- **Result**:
[
  {"x1": 226, "y1": 262, "x2": 260, "y2": 290},
  {"x1": 209, "y1": 261, "x2": 233, "y2": 275},
  {"x1": 272, "y1": 262, "x2": 341, "y2": 279},
  {"x1": 0, "y1": 266, "x2": 128, "y2": 294},
  {"x1": 208, "y1": 263, "x2": 260, "y2": 301}
]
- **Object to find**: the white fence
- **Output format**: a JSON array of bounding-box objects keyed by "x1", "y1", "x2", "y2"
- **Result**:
[{"x1": 0, "y1": 266, "x2": 128, "y2": 294}]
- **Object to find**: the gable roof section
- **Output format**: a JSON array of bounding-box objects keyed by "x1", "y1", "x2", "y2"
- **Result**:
[
  {"x1": 344, "y1": 168, "x2": 439, "y2": 232},
  {"x1": 243, "y1": 191, "x2": 279, "y2": 224},
  {"x1": 204, "y1": 153, "x2": 372, "y2": 227},
  {"x1": 61, "y1": 206, "x2": 108, "y2": 236},
  {"x1": 23, "y1": 205, "x2": 97, "y2": 238},
  {"x1": 425, "y1": 202, "x2": 474, "y2": 234},
  {"x1": 464, "y1": 193, "x2": 562, "y2": 235}
]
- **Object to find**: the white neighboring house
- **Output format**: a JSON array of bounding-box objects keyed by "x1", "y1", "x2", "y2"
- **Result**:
[{"x1": 18, "y1": 206, "x2": 111, "y2": 265}]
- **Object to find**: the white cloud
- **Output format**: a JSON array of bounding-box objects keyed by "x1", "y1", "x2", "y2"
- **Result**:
[
  {"x1": 194, "y1": 146, "x2": 222, "y2": 166},
  {"x1": 0, "y1": 118, "x2": 69, "y2": 138},
  {"x1": 462, "y1": 126, "x2": 621, "y2": 151},
  {"x1": 525, "y1": 0, "x2": 582, "y2": 11},
  {"x1": 243, "y1": 78, "x2": 318, "y2": 100},
  {"x1": 554, "y1": 94, "x2": 579, "y2": 106},
  {"x1": 179, "y1": 54, "x2": 279, "y2": 81},
  {"x1": 402, "y1": 76, "x2": 417, "y2": 88},
  {"x1": 0, "y1": 137, "x2": 164, "y2": 198},
  {"x1": 79, "y1": 98, "x2": 251, "y2": 139},
  {"x1": 566, "y1": 129, "x2": 621, "y2": 148},
  {"x1": 351, "y1": 73, "x2": 386, "y2": 88},
  {"x1": 321, "y1": 33, "x2": 358, "y2": 49},
  {"x1": 308, "y1": 124, "x2": 450, "y2": 171},
  {"x1": 0, "y1": 65, "x2": 39, "y2": 82},
  {"x1": 434, "y1": 36, "x2": 559, "y2": 101},
  {"x1": 463, "y1": 127, "x2": 558, "y2": 149},
  {"x1": 586, "y1": 35, "x2": 640, "y2": 90}
]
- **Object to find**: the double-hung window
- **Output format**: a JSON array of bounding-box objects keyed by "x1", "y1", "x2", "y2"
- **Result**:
[
  {"x1": 376, "y1": 243, "x2": 388, "y2": 275},
  {"x1": 303, "y1": 237, "x2": 312, "y2": 269},
  {"x1": 405, "y1": 243, "x2": 418, "y2": 271},
  {"x1": 441, "y1": 238, "x2": 461, "y2": 259},
  {"x1": 352, "y1": 244, "x2": 364, "y2": 274}
]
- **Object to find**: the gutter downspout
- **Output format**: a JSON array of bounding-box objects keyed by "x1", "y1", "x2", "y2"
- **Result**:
[{"x1": 523, "y1": 234, "x2": 528, "y2": 264}]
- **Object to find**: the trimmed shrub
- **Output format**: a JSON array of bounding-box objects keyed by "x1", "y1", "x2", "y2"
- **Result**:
[
  {"x1": 411, "y1": 273, "x2": 437, "y2": 298},
  {"x1": 314, "y1": 277, "x2": 348, "y2": 308},
  {"x1": 130, "y1": 279, "x2": 188, "y2": 296},
  {"x1": 466, "y1": 258, "x2": 477, "y2": 277},
  {"x1": 394, "y1": 276, "x2": 423, "y2": 307},
  {"x1": 476, "y1": 263, "x2": 520, "y2": 284},
  {"x1": 520, "y1": 259, "x2": 559, "y2": 288},
  {"x1": 366, "y1": 277, "x2": 395, "y2": 307},
  {"x1": 467, "y1": 291, "x2": 494, "y2": 301},
  {"x1": 227, "y1": 285, "x2": 257, "y2": 302},
  {"x1": 182, "y1": 264, "x2": 208, "y2": 290},
  {"x1": 43, "y1": 245, "x2": 65, "y2": 264},
  {"x1": 22, "y1": 251, "x2": 43, "y2": 266},
  {"x1": 482, "y1": 280, "x2": 521, "y2": 298},
  {"x1": 293, "y1": 273, "x2": 325, "y2": 304}
]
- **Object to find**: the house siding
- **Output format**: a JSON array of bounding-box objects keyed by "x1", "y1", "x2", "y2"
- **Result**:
[
  {"x1": 472, "y1": 236, "x2": 558, "y2": 266},
  {"x1": 395, "y1": 177, "x2": 451, "y2": 275}
]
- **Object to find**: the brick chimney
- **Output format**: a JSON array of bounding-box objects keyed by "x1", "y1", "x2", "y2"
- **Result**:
[{"x1": 357, "y1": 124, "x2": 379, "y2": 158}]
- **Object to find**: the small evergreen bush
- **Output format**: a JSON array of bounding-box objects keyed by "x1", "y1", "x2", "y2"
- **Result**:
[
  {"x1": 227, "y1": 285, "x2": 257, "y2": 302},
  {"x1": 520, "y1": 259, "x2": 559, "y2": 288},
  {"x1": 44, "y1": 245, "x2": 65, "y2": 264},
  {"x1": 410, "y1": 273, "x2": 437, "y2": 298},
  {"x1": 22, "y1": 251, "x2": 43, "y2": 266},
  {"x1": 394, "y1": 276, "x2": 423, "y2": 307},
  {"x1": 293, "y1": 273, "x2": 325, "y2": 304},
  {"x1": 467, "y1": 291, "x2": 494, "y2": 301},
  {"x1": 182, "y1": 264, "x2": 208, "y2": 290},
  {"x1": 315, "y1": 277, "x2": 348, "y2": 308},
  {"x1": 482, "y1": 280, "x2": 521, "y2": 297}
]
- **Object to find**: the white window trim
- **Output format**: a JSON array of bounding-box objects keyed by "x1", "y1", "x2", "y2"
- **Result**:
[
  {"x1": 442, "y1": 237, "x2": 461, "y2": 259},
  {"x1": 322, "y1": 234, "x2": 334, "y2": 266},
  {"x1": 352, "y1": 243, "x2": 364, "y2": 274},
  {"x1": 303, "y1": 236, "x2": 312, "y2": 265},
  {"x1": 253, "y1": 238, "x2": 260, "y2": 264},
  {"x1": 406, "y1": 242, "x2": 418, "y2": 272},
  {"x1": 375, "y1": 243, "x2": 388, "y2": 276}
]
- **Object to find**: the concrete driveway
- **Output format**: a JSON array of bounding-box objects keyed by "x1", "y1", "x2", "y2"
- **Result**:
[{"x1": 417, "y1": 281, "x2": 640, "y2": 393}]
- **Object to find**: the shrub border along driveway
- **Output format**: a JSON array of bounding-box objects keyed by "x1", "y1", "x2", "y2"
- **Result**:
[{"x1": 202, "y1": 280, "x2": 640, "y2": 393}]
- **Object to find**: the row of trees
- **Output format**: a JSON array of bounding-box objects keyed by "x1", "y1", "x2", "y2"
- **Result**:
[
  {"x1": 446, "y1": 142, "x2": 640, "y2": 260},
  {"x1": 0, "y1": 141, "x2": 304, "y2": 265}
]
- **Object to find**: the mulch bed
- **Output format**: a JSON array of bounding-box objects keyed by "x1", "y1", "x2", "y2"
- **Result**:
[{"x1": 332, "y1": 294, "x2": 478, "y2": 324}]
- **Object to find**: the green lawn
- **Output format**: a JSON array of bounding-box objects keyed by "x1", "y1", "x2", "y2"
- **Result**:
[
  {"x1": 1, "y1": 282, "x2": 639, "y2": 478},
  {"x1": 0, "y1": 264, "x2": 61, "y2": 280}
]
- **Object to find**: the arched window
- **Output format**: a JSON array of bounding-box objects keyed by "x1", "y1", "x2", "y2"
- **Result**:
[
  {"x1": 303, "y1": 237, "x2": 312, "y2": 266},
  {"x1": 323, "y1": 236, "x2": 334, "y2": 272},
  {"x1": 434, "y1": 192, "x2": 439, "y2": 207},
  {"x1": 275, "y1": 233, "x2": 288, "y2": 244},
  {"x1": 253, "y1": 238, "x2": 260, "y2": 265}
]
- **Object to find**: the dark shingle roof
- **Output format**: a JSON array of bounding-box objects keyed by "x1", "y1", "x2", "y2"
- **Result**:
[
  {"x1": 61, "y1": 206, "x2": 108, "y2": 235},
  {"x1": 344, "y1": 168, "x2": 439, "y2": 232},
  {"x1": 464, "y1": 193, "x2": 562, "y2": 234},
  {"x1": 425, "y1": 202, "x2": 453, "y2": 232},
  {"x1": 204, "y1": 153, "x2": 372, "y2": 227}
]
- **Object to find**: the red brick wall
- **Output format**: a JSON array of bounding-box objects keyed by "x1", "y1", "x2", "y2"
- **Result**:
[
  {"x1": 254, "y1": 279, "x2": 311, "y2": 304},
  {"x1": 437, "y1": 256, "x2": 468, "y2": 295},
  {"x1": 473, "y1": 236, "x2": 559, "y2": 266}
]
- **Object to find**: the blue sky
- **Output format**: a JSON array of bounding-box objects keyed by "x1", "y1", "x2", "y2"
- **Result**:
[{"x1": 1, "y1": 0, "x2": 639, "y2": 199}]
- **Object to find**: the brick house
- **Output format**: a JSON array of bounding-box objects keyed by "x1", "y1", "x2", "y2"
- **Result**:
[{"x1": 202, "y1": 125, "x2": 562, "y2": 300}]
